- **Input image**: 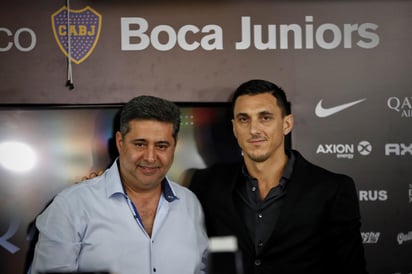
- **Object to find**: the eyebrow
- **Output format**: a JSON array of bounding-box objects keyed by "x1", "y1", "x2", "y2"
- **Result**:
[
  {"x1": 235, "y1": 112, "x2": 248, "y2": 118},
  {"x1": 155, "y1": 140, "x2": 172, "y2": 146},
  {"x1": 132, "y1": 139, "x2": 172, "y2": 145},
  {"x1": 258, "y1": 110, "x2": 273, "y2": 116},
  {"x1": 235, "y1": 110, "x2": 274, "y2": 117}
]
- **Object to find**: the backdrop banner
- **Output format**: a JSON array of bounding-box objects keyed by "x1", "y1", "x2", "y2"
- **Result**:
[{"x1": 1, "y1": 1, "x2": 411, "y2": 273}]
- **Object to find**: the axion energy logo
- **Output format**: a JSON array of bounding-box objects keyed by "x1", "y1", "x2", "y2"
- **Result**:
[
  {"x1": 316, "y1": 140, "x2": 372, "y2": 159},
  {"x1": 51, "y1": 6, "x2": 102, "y2": 64}
]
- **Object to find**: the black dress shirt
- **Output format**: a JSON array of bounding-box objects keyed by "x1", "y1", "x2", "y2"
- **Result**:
[{"x1": 235, "y1": 151, "x2": 295, "y2": 255}]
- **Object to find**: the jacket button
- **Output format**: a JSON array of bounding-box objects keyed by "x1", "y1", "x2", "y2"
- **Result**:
[{"x1": 254, "y1": 259, "x2": 261, "y2": 266}]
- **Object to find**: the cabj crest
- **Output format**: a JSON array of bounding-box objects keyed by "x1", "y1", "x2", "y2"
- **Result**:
[{"x1": 51, "y1": 6, "x2": 102, "y2": 64}]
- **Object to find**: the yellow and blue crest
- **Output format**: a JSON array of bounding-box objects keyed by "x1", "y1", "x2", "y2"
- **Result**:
[{"x1": 51, "y1": 6, "x2": 102, "y2": 64}]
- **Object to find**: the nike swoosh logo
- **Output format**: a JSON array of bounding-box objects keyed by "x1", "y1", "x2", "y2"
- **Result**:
[{"x1": 315, "y1": 98, "x2": 367, "y2": 118}]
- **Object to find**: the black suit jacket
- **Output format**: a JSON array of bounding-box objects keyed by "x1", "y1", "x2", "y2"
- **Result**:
[{"x1": 189, "y1": 150, "x2": 367, "y2": 274}]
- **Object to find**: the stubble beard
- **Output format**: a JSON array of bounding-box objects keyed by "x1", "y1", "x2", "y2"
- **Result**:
[{"x1": 245, "y1": 150, "x2": 271, "y2": 163}]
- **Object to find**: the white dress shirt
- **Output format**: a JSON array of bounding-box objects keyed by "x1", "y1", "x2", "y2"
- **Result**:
[{"x1": 31, "y1": 160, "x2": 208, "y2": 274}]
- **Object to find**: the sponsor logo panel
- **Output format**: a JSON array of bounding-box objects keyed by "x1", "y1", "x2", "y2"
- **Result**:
[
  {"x1": 315, "y1": 98, "x2": 367, "y2": 118},
  {"x1": 397, "y1": 231, "x2": 412, "y2": 245},
  {"x1": 359, "y1": 190, "x2": 388, "y2": 202},
  {"x1": 361, "y1": 231, "x2": 381, "y2": 244},
  {"x1": 387, "y1": 97, "x2": 412, "y2": 118},
  {"x1": 316, "y1": 141, "x2": 372, "y2": 159},
  {"x1": 385, "y1": 143, "x2": 412, "y2": 156}
]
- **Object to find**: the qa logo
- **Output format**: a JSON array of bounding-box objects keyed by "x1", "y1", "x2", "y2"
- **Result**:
[
  {"x1": 51, "y1": 6, "x2": 102, "y2": 64},
  {"x1": 357, "y1": 141, "x2": 372, "y2": 156}
]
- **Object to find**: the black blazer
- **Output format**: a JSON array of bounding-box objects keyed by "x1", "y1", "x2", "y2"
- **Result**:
[{"x1": 189, "y1": 150, "x2": 367, "y2": 274}]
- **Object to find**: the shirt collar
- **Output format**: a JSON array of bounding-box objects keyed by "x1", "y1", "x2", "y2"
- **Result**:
[
  {"x1": 106, "y1": 159, "x2": 179, "y2": 203},
  {"x1": 162, "y1": 178, "x2": 179, "y2": 202},
  {"x1": 241, "y1": 149, "x2": 296, "y2": 187}
]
